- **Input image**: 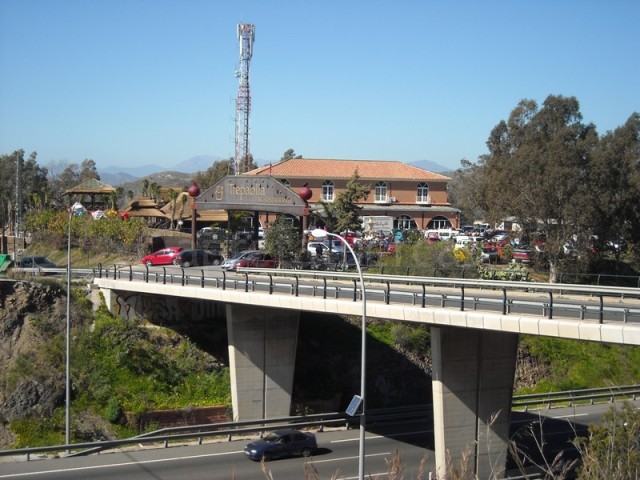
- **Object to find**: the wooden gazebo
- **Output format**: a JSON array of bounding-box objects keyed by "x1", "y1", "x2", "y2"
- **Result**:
[
  {"x1": 123, "y1": 197, "x2": 168, "y2": 226},
  {"x1": 63, "y1": 178, "x2": 116, "y2": 210}
]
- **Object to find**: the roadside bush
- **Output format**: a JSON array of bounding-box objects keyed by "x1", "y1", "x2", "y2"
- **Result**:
[
  {"x1": 105, "y1": 397, "x2": 124, "y2": 424},
  {"x1": 574, "y1": 401, "x2": 640, "y2": 479}
]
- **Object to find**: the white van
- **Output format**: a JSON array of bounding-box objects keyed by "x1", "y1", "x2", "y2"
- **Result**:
[
  {"x1": 425, "y1": 229, "x2": 457, "y2": 241},
  {"x1": 455, "y1": 235, "x2": 472, "y2": 248}
]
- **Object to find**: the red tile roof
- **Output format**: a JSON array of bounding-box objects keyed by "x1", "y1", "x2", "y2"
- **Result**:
[{"x1": 245, "y1": 158, "x2": 450, "y2": 181}]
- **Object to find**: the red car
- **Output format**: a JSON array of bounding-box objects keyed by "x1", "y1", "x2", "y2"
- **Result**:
[
  {"x1": 232, "y1": 252, "x2": 278, "y2": 271},
  {"x1": 141, "y1": 247, "x2": 183, "y2": 266}
]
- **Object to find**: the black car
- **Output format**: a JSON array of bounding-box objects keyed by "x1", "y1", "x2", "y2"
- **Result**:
[
  {"x1": 16, "y1": 256, "x2": 58, "y2": 269},
  {"x1": 244, "y1": 429, "x2": 317, "y2": 461},
  {"x1": 172, "y1": 249, "x2": 223, "y2": 267}
]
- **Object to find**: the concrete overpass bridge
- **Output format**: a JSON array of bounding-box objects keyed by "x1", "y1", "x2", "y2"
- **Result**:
[{"x1": 92, "y1": 266, "x2": 640, "y2": 478}]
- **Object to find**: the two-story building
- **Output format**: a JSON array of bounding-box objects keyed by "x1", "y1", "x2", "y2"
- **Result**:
[{"x1": 244, "y1": 158, "x2": 459, "y2": 233}]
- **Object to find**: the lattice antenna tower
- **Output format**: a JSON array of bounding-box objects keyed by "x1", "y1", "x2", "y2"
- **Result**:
[{"x1": 234, "y1": 23, "x2": 255, "y2": 175}]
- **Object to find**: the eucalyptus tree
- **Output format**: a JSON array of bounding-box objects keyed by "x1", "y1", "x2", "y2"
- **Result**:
[
  {"x1": 0, "y1": 150, "x2": 48, "y2": 231},
  {"x1": 193, "y1": 158, "x2": 233, "y2": 190},
  {"x1": 478, "y1": 95, "x2": 598, "y2": 281},
  {"x1": 79, "y1": 158, "x2": 100, "y2": 181},
  {"x1": 192, "y1": 156, "x2": 258, "y2": 191},
  {"x1": 280, "y1": 148, "x2": 302, "y2": 161},
  {"x1": 589, "y1": 113, "x2": 640, "y2": 262},
  {"x1": 447, "y1": 158, "x2": 487, "y2": 224}
]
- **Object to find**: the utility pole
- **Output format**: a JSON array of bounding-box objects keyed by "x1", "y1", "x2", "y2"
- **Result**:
[{"x1": 15, "y1": 153, "x2": 21, "y2": 237}]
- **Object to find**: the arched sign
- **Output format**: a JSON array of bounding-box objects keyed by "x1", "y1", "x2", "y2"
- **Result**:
[{"x1": 195, "y1": 175, "x2": 310, "y2": 216}]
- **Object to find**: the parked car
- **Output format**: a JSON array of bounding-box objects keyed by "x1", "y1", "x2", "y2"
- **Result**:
[
  {"x1": 512, "y1": 246, "x2": 532, "y2": 264},
  {"x1": 307, "y1": 242, "x2": 326, "y2": 257},
  {"x1": 220, "y1": 250, "x2": 261, "y2": 271},
  {"x1": 244, "y1": 429, "x2": 317, "y2": 461},
  {"x1": 490, "y1": 231, "x2": 509, "y2": 242},
  {"x1": 480, "y1": 247, "x2": 499, "y2": 263},
  {"x1": 15, "y1": 256, "x2": 57, "y2": 269},
  {"x1": 232, "y1": 252, "x2": 278, "y2": 271},
  {"x1": 197, "y1": 227, "x2": 214, "y2": 237},
  {"x1": 172, "y1": 249, "x2": 224, "y2": 267},
  {"x1": 308, "y1": 239, "x2": 345, "y2": 255},
  {"x1": 141, "y1": 247, "x2": 182, "y2": 267}
]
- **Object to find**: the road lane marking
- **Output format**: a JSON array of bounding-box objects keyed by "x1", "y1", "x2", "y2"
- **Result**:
[
  {"x1": 330, "y1": 429, "x2": 432, "y2": 443},
  {"x1": 0, "y1": 451, "x2": 243, "y2": 478},
  {"x1": 311, "y1": 452, "x2": 392, "y2": 464}
]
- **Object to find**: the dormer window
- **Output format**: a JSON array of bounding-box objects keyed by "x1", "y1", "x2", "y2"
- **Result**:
[
  {"x1": 375, "y1": 182, "x2": 388, "y2": 203},
  {"x1": 322, "y1": 180, "x2": 334, "y2": 202}
]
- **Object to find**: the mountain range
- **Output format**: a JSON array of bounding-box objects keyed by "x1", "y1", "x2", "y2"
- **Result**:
[{"x1": 98, "y1": 155, "x2": 452, "y2": 186}]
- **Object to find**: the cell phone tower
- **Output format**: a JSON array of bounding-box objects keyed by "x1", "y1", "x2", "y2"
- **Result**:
[{"x1": 234, "y1": 23, "x2": 255, "y2": 175}]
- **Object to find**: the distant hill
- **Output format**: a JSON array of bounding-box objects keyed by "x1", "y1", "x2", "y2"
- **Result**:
[
  {"x1": 99, "y1": 156, "x2": 453, "y2": 188},
  {"x1": 100, "y1": 171, "x2": 139, "y2": 186},
  {"x1": 410, "y1": 159, "x2": 451, "y2": 173},
  {"x1": 99, "y1": 155, "x2": 223, "y2": 185},
  {"x1": 119, "y1": 171, "x2": 195, "y2": 201}
]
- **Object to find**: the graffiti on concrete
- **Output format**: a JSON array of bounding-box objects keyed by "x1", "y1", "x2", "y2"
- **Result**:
[{"x1": 113, "y1": 291, "x2": 222, "y2": 324}]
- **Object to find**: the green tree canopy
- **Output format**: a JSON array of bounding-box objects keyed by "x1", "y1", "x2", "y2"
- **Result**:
[
  {"x1": 333, "y1": 170, "x2": 370, "y2": 234},
  {"x1": 478, "y1": 95, "x2": 599, "y2": 280},
  {"x1": 263, "y1": 216, "x2": 300, "y2": 262},
  {"x1": 193, "y1": 156, "x2": 257, "y2": 191},
  {"x1": 589, "y1": 113, "x2": 640, "y2": 261},
  {"x1": 0, "y1": 150, "x2": 48, "y2": 229},
  {"x1": 280, "y1": 148, "x2": 302, "y2": 161}
]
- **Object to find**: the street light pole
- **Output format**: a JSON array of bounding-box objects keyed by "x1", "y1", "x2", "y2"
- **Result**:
[
  {"x1": 310, "y1": 229, "x2": 367, "y2": 480},
  {"x1": 65, "y1": 209, "x2": 72, "y2": 447}
]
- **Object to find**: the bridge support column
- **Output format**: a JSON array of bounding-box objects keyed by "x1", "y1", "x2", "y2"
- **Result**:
[
  {"x1": 431, "y1": 326, "x2": 518, "y2": 479},
  {"x1": 226, "y1": 304, "x2": 299, "y2": 421}
]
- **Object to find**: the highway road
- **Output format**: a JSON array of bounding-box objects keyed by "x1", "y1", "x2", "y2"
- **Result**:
[{"x1": 0, "y1": 402, "x2": 630, "y2": 480}]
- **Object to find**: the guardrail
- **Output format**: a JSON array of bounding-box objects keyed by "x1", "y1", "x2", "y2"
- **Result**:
[
  {"x1": 94, "y1": 264, "x2": 640, "y2": 324},
  {"x1": 512, "y1": 384, "x2": 640, "y2": 410},
  {"x1": 11, "y1": 267, "x2": 95, "y2": 279},
  {"x1": 2, "y1": 386, "x2": 638, "y2": 461},
  {"x1": 0, "y1": 406, "x2": 424, "y2": 460}
]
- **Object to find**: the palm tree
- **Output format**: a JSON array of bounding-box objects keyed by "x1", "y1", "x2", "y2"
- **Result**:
[
  {"x1": 150, "y1": 182, "x2": 160, "y2": 203},
  {"x1": 168, "y1": 188, "x2": 179, "y2": 229}
]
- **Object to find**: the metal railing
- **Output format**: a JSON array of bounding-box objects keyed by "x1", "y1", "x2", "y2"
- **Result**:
[{"x1": 93, "y1": 264, "x2": 640, "y2": 324}]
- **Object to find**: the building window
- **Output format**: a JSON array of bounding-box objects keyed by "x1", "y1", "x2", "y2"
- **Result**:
[
  {"x1": 375, "y1": 182, "x2": 388, "y2": 202},
  {"x1": 417, "y1": 183, "x2": 430, "y2": 203},
  {"x1": 427, "y1": 216, "x2": 451, "y2": 230},
  {"x1": 322, "y1": 180, "x2": 334, "y2": 202},
  {"x1": 394, "y1": 215, "x2": 417, "y2": 230},
  {"x1": 279, "y1": 179, "x2": 290, "y2": 187}
]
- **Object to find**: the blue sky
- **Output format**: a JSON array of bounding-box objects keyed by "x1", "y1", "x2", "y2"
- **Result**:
[{"x1": 1, "y1": 0, "x2": 638, "y2": 173}]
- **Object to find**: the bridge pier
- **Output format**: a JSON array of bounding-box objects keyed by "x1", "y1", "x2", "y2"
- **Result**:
[
  {"x1": 431, "y1": 326, "x2": 518, "y2": 479},
  {"x1": 226, "y1": 304, "x2": 300, "y2": 421}
]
